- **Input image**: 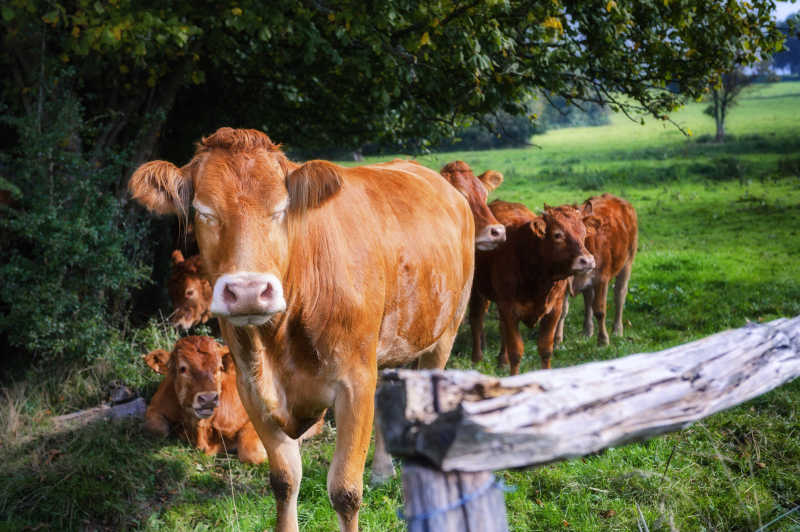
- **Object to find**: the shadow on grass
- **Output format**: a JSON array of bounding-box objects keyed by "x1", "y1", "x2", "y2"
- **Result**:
[{"x1": 0, "y1": 417, "x2": 272, "y2": 531}]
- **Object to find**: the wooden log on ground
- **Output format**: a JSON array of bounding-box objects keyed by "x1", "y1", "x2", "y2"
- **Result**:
[
  {"x1": 52, "y1": 397, "x2": 146, "y2": 430},
  {"x1": 377, "y1": 316, "x2": 800, "y2": 472}
]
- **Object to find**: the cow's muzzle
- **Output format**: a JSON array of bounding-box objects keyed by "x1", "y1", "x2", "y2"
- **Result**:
[
  {"x1": 571, "y1": 254, "x2": 596, "y2": 274},
  {"x1": 209, "y1": 272, "x2": 286, "y2": 325},
  {"x1": 193, "y1": 391, "x2": 219, "y2": 419},
  {"x1": 476, "y1": 224, "x2": 506, "y2": 251}
]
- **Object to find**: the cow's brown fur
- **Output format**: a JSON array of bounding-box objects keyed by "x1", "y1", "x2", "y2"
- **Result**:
[
  {"x1": 565, "y1": 193, "x2": 638, "y2": 345},
  {"x1": 470, "y1": 201, "x2": 597, "y2": 374},
  {"x1": 167, "y1": 250, "x2": 212, "y2": 330},
  {"x1": 440, "y1": 161, "x2": 505, "y2": 249},
  {"x1": 142, "y1": 336, "x2": 267, "y2": 464},
  {"x1": 129, "y1": 127, "x2": 474, "y2": 532}
]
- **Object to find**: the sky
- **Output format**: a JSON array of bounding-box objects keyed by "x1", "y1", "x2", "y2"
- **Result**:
[{"x1": 774, "y1": 1, "x2": 798, "y2": 21}]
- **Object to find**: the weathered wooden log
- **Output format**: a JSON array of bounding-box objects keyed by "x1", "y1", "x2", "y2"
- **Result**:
[
  {"x1": 377, "y1": 316, "x2": 800, "y2": 472},
  {"x1": 52, "y1": 397, "x2": 146, "y2": 430}
]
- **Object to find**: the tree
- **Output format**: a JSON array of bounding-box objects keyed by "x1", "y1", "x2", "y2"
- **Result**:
[
  {"x1": 773, "y1": 12, "x2": 800, "y2": 75},
  {"x1": 1, "y1": 0, "x2": 786, "y2": 168},
  {"x1": 704, "y1": 69, "x2": 754, "y2": 142}
]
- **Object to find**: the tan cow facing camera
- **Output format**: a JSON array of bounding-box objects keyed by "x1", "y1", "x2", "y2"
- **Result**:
[{"x1": 129, "y1": 128, "x2": 474, "y2": 532}]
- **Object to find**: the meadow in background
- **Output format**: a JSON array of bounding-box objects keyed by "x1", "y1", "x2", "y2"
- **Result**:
[{"x1": 1, "y1": 82, "x2": 799, "y2": 531}]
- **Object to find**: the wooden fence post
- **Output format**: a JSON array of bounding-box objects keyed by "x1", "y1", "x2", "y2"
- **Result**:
[{"x1": 401, "y1": 460, "x2": 508, "y2": 532}]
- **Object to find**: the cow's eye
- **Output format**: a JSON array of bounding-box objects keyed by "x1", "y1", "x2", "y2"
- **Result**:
[
  {"x1": 218, "y1": 365, "x2": 224, "y2": 372},
  {"x1": 179, "y1": 366, "x2": 187, "y2": 374},
  {"x1": 270, "y1": 209, "x2": 286, "y2": 223},
  {"x1": 197, "y1": 212, "x2": 218, "y2": 226},
  {"x1": 553, "y1": 231, "x2": 564, "y2": 240}
]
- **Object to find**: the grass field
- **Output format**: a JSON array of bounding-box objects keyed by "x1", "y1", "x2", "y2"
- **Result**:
[{"x1": 2, "y1": 82, "x2": 800, "y2": 531}]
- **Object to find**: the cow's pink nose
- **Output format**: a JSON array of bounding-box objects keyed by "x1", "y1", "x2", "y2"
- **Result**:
[
  {"x1": 222, "y1": 278, "x2": 275, "y2": 314},
  {"x1": 488, "y1": 224, "x2": 506, "y2": 242},
  {"x1": 573, "y1": 254, "x2": 596, "y2": 272}
]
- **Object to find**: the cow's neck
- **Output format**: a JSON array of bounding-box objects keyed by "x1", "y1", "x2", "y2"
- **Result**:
[{"x1": 222, "y1": 309, "x2": 333, "y2": 439}]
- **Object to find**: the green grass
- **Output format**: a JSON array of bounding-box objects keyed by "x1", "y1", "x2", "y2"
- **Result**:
[{"x1": 2, "y1": 82, "x2": 800, "y2": 531}]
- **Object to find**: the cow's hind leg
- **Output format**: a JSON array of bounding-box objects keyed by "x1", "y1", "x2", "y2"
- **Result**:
[
  {"x1": 469, "y1": 289, "x2": 490, "y2": 364},
  {"x1": 613, "y1": 261, "x2": 633, "y2": 337},
  {"x1": 330, "y1": 364, "x2": 377, "y2": 532},
  {"x1": 593, "y1": 281, "x2": 610, "y2": 346}
]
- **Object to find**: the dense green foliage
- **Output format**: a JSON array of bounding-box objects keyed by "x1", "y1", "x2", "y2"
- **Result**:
[
  {"x1": 774, "y1": 12, "x2": 800, "y2": 74},
  {"x1": 0, "y1": 83, "x2": 150, "y2": 363},
  {"x1": 1, "y1": 0, "x2": 784, "y2": 157},
  {"x1": 1, "y1": 82, "x2": 798, "y2": 532}
]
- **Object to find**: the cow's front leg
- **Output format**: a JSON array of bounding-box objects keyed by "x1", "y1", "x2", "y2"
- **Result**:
[
  {"x1": 498, "y1": 303, "x2": 524, "y2": 375},
  {"x1": 330, "y1": 368, "x2": 376, "y2": 532},
  {"x1": 255, "y1": 417, "x2": 302, "y2": 532}
]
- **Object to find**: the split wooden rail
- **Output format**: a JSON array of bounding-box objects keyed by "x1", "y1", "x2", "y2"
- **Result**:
[{"x1": 376, "y1": 316, "x2": 800, "y2": 531}]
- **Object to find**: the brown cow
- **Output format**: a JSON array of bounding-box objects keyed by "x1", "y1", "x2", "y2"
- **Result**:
[
  {"x1": 168, "y1": 250, "x2": 213, "y2": 330},
  {"x1": 440, "y1": 161, "x2": 505, "y2": 250},
  {"x1": 143, "y1": 335, "x2": 267, "y2": 464},
  {"x1": 129, "y1": 127, "x2": 474, "y2": 532},
  {"x1": 470, "y1": 201, "x2": 598, "y2": 374},
  {"x1": 563, "y1": 193, "x2": 638, "y2": 346}
]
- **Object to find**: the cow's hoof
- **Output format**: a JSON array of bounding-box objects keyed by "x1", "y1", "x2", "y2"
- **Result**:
[{"x1": 369, "y1": 467, "x2": 395, "y2": 487}]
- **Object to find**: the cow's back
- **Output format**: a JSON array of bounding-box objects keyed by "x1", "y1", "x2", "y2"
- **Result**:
[{"x1": 583, "y1": 194, "x2": 638, "y2": 280}]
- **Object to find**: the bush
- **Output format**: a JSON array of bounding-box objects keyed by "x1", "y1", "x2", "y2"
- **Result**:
[{"x1": 0, "y1": 85, "x2": 150, "y2": 364}]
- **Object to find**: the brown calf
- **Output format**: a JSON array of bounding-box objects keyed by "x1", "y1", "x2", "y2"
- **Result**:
[
  {"x1": 143, "y1": 335, "x2": 267, "y2": 464},
  {"x1": 564, "y1": 193, "x2": 638, "y2": 345},
  {"x1": 129, "y1": 128, "x2": 474, "y2": 532},
  {"x1": 440, "y1": 161, "x2": 505, "y2": 250},
  {"x1": 168, "y1": 250, "x2": 212, "y2": 330},
  {"x1": 470, "y1": 201, "x2": 598, "y2": 374}
]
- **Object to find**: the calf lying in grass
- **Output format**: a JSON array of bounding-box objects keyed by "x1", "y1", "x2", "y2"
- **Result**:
[{"x1": 142, "y1": 335, "x2": 268, "y2": 463}]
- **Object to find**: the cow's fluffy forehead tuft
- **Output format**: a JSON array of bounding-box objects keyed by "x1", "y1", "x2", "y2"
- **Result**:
[
  {"x1": 197, "y1": 127, "x2": 282, "y2": 155},
  {"x1": 173, "y1": 336, "x2": 223, "y2": 369}
]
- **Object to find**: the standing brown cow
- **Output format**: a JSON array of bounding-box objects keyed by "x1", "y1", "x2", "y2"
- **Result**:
[
  {"x1": 440, "y1": 161, "x2": 505, "y2": 250},
  {"x1": 168, "y1": 250, "x2": 212, "y2": 330},
  {"x1": 470, "y1": 201, "x2": 597, "y2": 374},
  {"x1": 129, "y1": 128, "x2": 474, "y2": 532},
  {"x1": 563, "y1": 193, "x2": 638, "y2": 346},
  {"x1": 143, "y1": 335, "x2": 267, "y2": 464}
]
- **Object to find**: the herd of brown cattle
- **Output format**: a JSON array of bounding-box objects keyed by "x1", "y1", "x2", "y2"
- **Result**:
[{"x1": 130, "y1": 127, "x2": 638, "y2": 532}]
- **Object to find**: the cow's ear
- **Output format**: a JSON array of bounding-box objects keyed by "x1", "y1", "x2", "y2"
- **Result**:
[
  {"x1": 583, "y1": 215, "x2": 602, "y2": 236},
  {"x1": 129, "y1": 160, "x2": 192, "y2": 217},
  {"x1": 220, "y1": 346, "x2": 234, "y2": 372},
  {"x1": 478, "y1": 170, "x2": 504, "y2": 193},
  {"x1": 286, "y1": 160, "x2": 343, "y2": 213},
  {"x1": 170, "y1": 249, "x2": 185, "y2": 266},
  {"x1": 528, "y1": 218, "x2": 546, "y2": 238},
  {"x1": 582, "y1": 200, "x2": 593, "y2": 215},
  {"x1": 143, "y1": 349, "x2": 171, "y2": 375}
]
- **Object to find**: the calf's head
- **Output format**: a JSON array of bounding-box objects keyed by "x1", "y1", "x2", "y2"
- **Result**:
[
  {"x1": 130, "y1": 127, "x2": 342, "y2": 327},
  {"x1": 528, "y1": 205, "x2": 598, "y2": 278},
  {"x1": 144, "y1": 336, "x2": 232, "y2": 419},
  {"x1": 440, "y1": 161, "x2": 505, "y2": 250},
  {"x1": 168, "y1": 250, "x2": 212, "y2": 330}
]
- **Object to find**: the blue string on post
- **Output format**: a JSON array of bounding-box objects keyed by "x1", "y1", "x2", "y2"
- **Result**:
[{"x1": 397, "y1": 476, "x2": 515, "y2": 523}]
